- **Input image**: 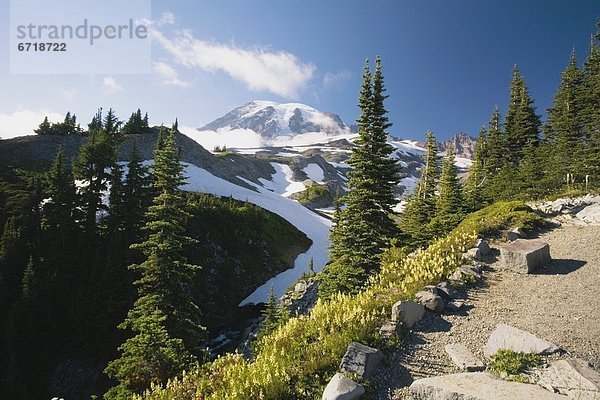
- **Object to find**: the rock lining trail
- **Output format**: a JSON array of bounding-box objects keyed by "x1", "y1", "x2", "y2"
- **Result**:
[{"x1": 370, "y1": 223, "x2": 600, "y2": 399}]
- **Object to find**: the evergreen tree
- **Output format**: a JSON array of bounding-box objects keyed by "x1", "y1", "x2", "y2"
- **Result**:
[
  {"x1": 485, "y1": 106, "x2": 507, "y2": 175},
  {"x1": 106, "y1": 163, "x2": 126, "y2": 233},
  {"x1": 545, "y1": 50, "x2": 585, "y2": 185},
  {"x1": 123, "y1": 143, "x2": 152, "y2": 243},
  {"x1": 121, "y1": 109, "x2": 150, "y2": 136},
  {"x1": 463, "y1": 126, "x2": 488, "y2": 211},
  {"x1": 105, "y1": 129, "x2": 204, "y2": 398},
  {"x1": 74, "y1": 109, "x2": 122, "y2": 235},
  {"x1": 256, "y1": 287, "x2": 288, "y2": 342},
  {"x1": 428, "y1": 145, "x2": 463, "y2": 236},
  {"x1": 582, "y1": 28, "x2": 600, "y2": 188},
  {"x1": 322, "y1": 58, "x2": 401, "y2": 297},
  {"x1": 42, "y1": 147, "x2": 77, "y2": 248},
  {"x1": 34, "y1": 116, "x2": 53, "y2": 135},
  {"x1": 504, "y1": 65, "x2": 541, "y2": 164},
  {"x1": 416, "y1": 130, "x2": 440, "y2": 219},
  {"x1": 400, "y1": 130, "x2": 440, "y2": 247},
  {"x1": 21, "y1": 256, "x2": 36, "y2": 300}
]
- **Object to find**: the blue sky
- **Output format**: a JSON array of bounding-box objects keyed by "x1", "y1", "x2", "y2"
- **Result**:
[{"x1": 0, "y1": 0, "x2": 598, "y2": 141}]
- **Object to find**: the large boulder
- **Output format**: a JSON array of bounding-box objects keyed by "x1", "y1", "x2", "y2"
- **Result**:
[
  {"x1": 538, "y1": 358, "x2": 600, "y2": 400},
  {"x1": 322, "y1": 373, "x2": 365, "y2": 400},
  {"x1": 410, "y1": 372, "x2": 568, "y2": 400},
  {"x1": 484, "y1": 324, "x2": 560, "y2": 357},
  {"x1": 391, "y1": 300, "x2": 425, "y2": 328},
  {"x1": 499, "y1": 240, "x2": 551, "y2": 274},
  {"x1": 475, "y1": 238, "x2": 491, "y2": 256},
  {"x1": 576, "y1": 203, "x2": 600, "y2": 225},
  {"x1": 435, "y1": 281, "x2": 460, "y2": 300},
  {"x1": 415, "y1": 291, "x2": 445, "y2": 313},
  {"x1": 445, "y1": 344, "x2": 485, "y2": 371},
  {"x1": 339, "y1": 342, "x2": 384, "y2": 380}
]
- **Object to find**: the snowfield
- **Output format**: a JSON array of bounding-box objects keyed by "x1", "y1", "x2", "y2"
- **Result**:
[
  {"x1": 258, "y1": 162, "x2": 306, "y2": 197},
  {"x1": 180, "y1": 163, "x2": 331, "y2": 305},
  {"x1": 302, "y1": 163, "x2": 325, "y2": 183}
]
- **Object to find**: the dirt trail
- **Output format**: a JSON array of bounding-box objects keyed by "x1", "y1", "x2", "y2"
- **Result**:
[{"x1": 369, "y1": 224, "x2": 600, "y2": 399}]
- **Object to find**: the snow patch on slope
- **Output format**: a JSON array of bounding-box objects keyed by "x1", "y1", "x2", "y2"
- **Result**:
[
  {"x1": 302, "y1": 163, "x2": 325, "y2": 183},
  {"x1": 180, "y1": 163, "x2": 331, "y2": 305},
  {"x1": 259, "y1": 163, "x2": 305, "y2": 197}
]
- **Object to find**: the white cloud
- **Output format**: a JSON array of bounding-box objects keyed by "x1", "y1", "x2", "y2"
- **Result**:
[
  {"x1": 180, "y1": 126, "x2": 264, "y2": 150},
  {"x1": 158, "y1": 11, "x2": 175, "y2": 26},
  {"x1": 323, "y1": 70, "x2": 352, "y2": 89},
  {"x1": 101, "y1": 77, "x2": 123, "y2": 94},
  {"x1": 152, "y1": 29, "x2": 315, "y2": 98},
  {"x1": 153, "y1": 61, "x2": 191, "y2": 87},
  {"x1": 0, "y1": 109, "x2": 63, "y2": 139}
]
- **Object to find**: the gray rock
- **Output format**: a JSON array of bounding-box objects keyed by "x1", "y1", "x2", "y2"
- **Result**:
[
  {"x1": 506, "y1": 231, "x2": 520, "y2": 242},
  {"x1": 379, "y1": 321, "x2": 400, "y2": 339},
  {"x1": 499, "y1": 240, "x2": 551, "y2": 274},
  {"x1": 436, "y1": 281, "x2": 460, "y2": 300},
  {"x1": 445, "y1": 344, "x2": 485, "y2": 371},
  {"x1": 512, "y1": 227, "x2": 526, "y2": 237},
  {"x1": 459, "y1": 265, "x2": 482, "y2": 279},
  {"x1": 391, "y1": 300, "x2": 425, "y2": 328},
  {"x1": 484, "y1": 324, "x2": 560, "y2": 357},
  {"x1": 415, "y1": 291, "x2": 446, "y2": 313},
  {"x1": 410, "y1": 372, "x2": 568, "y2": 400},
  {"x1": 339, "y1": 342, "x2": 384, "y2": 380},
  {"x1": 466, "y1": 247, "x2": 482, "y2": 260},
  {"x1": 538, "y1": 359, "x2": 600, "y2": 399},
  {"x1": 322, "y1": 373, "x2": 365, "y2": 400},
  {"x1": 576, "y1": 203, "x2": 600, "y2": 225},
  {"x1": 446, "y1": 299, "x2": 466, "y2": 312},
  {"x1": 475, "y1": 238, "x2": 491, "y2": 256}
]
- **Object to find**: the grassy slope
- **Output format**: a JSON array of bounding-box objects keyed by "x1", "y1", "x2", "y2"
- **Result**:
[{"x1": 142, "y1": 201, "x2": 541, "y2": 400}]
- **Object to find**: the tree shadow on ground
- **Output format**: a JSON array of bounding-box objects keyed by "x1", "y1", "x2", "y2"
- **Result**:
[{"x1": 534, "y1": 258, "x2": 587, "y2": 275}]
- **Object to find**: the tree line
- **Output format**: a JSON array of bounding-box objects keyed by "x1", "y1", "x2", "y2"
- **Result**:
[{"x1": 0, "y1": 108, "x2": 205, "y2": 399}]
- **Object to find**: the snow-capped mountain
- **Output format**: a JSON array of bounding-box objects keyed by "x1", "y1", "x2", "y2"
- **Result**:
[{"x1": 199, "y1": 101, "x2": 352, "y2": 138}]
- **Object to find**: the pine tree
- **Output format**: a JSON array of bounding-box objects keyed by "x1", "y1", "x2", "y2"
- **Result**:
[
  {"x1": 42, "y1": 147, "x2": 77, "y2": 248},
  {"x1": 34, "y1": 116, "x2": 52, "y2": 135},
  {"x1": 463, "y1": 126, "x2": 488, "y2": 211},
  {"x1": 322, "y1": 58, "x2": 401, "y2": 297},
  {"x1": 121, "y1": 109, "x2": 150, "y2": 136},
  {"x1": 429, "y1": 145, "x2": 463, "y2": 236},
  {"x1": 21, "y1": 256, "x2": 36, "y2": 300},
  {"x1": 582, "y1": 27, "x2": 600, "y2": 188},
  {"x1": 400, "y1": 130, "x2": 440, "y2": 247},
  {"x1": 504, "y1": 65, "x2": 541, "y2": 164},
  {"x1": 256, "y1": 287, "x2": 288, "y2": 342},
  {"x1": 417, "y1": 130, "x2": 440, "y2": 219},
  {"x1": 105, "y1": 129, "x2": 204, "y2": 398},
  {"x1": 106, "y1": 163, "x2": 126, "y2": 232},
  {"x1": 485, "y1": 106, "x2": 506, "y2": 175},
  {"x1": 123, "y1": 143, "x2": 151, "y2": 243},
  {"x1": 545, "y1": 50, "x2": 585, "y2": 185},
  {"x1": 74, "y1": 109, "x2": 122, "y2": 235}
]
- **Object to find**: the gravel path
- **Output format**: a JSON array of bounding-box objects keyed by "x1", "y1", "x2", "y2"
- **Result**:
[{"x1": 369, "y1": 223, "x2": 600, "y2": 400}]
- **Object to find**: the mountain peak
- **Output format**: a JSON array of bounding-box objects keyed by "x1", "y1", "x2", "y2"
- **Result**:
[{"x1": 198, "y1": 101, "x2": 351, "y2": 138}]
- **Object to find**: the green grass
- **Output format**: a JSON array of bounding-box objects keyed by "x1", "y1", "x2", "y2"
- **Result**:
[
  {"x1": 457, "y1": 201, "x2": 543, "y2": 237},
  {"x1": 488, "y1": 349, "x2": 541, "y2": 382}
]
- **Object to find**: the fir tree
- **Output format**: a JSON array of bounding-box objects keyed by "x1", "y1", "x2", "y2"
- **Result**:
[
  {"x1": 34, "y1": 116, "x2": 52, "y2": 135},
  {"x1": 428, "y1": 145, "x2": 463, "y2": 236},
  {"x1": 322, "y1": 58, "x2": 401, "y2": 297},
  {"x1": 485, "y1": 106, "x2": 507, "y2": 175},
  {"x1": 582, "y1": 28, "x2": 600, "y2": 188},
  {"x1": 21, "y1": 256, "x2": 36, "y2": 300},
  {"x1": 463, "y1": 126, "x2": 488, "y2": 211},
  {"x1": 504, "y1": 65, "x2": 541, "y2": 164},
  {"x1": 123, "y1": 143, "x2": 152, "y2": 243},
  {"x1": 545, "y1": 50, "x2": 585, "y2": 184},
  {"x1": 400, "y1": 130, "x2": 440, "y2": 247},
  {"x1": 105, "y1": 130, "x2": 204, "y2": 398},
  {"x1": 42, "y1": 147, "x2": 77, "y2": 248}
]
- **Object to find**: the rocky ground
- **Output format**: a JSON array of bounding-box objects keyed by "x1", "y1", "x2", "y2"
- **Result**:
[{"x1": 369, "y1": 221, "x2": 600, "y2": 400}]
